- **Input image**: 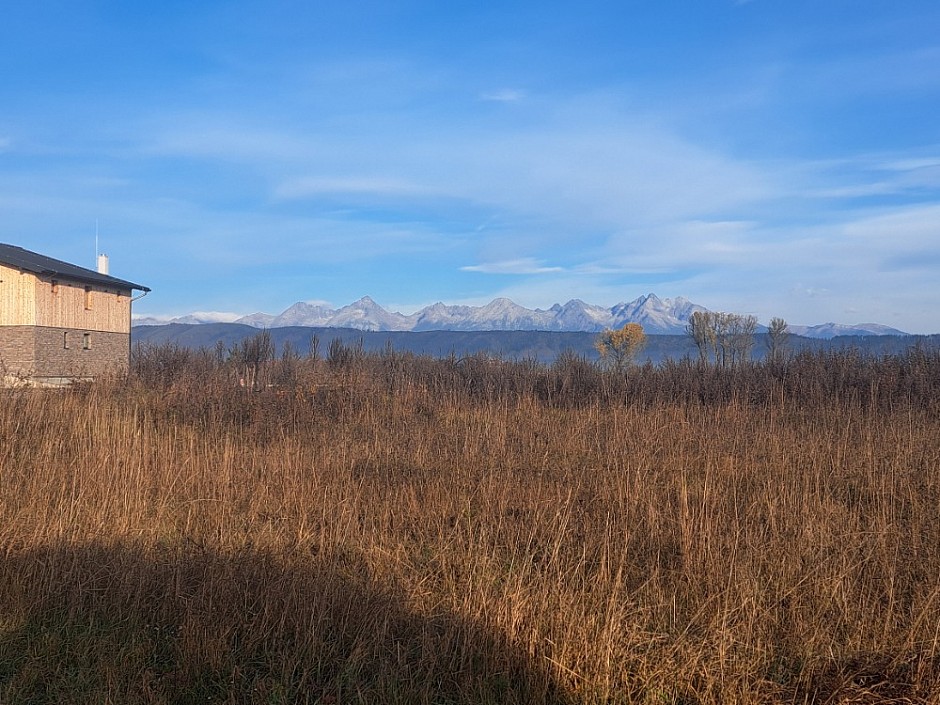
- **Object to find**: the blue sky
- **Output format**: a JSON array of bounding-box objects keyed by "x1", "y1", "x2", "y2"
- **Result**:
[{"x1": 2, "y1": 1, "x2": 939, "y2": 332}]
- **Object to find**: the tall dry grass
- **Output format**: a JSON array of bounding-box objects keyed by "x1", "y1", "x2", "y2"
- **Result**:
[{"x1": 1, "y1": 344, "x2": 939, "y2": 703}]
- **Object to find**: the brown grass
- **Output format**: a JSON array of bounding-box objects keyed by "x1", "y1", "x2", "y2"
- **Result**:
[{"x1": 1, "y1": 344, "x2": 939, "y2": 703}]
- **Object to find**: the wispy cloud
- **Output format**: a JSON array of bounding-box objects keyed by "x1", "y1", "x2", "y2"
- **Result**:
[
  {"x1": 141, "y1": 117, "x2": 317, "y2": 163},
  {"x1": 480, "y1": 89, "x2": 526, "y2": 103},
  {"x1": 461, "y1": 258, "x2": 563, "y2": 274},
  {"x1": 881, "y1": 157, "x2": 940, "y2": 172},
  {"x1": 274, "y1": 176, "x2": 440, "y2": 200},
  {"x1": 138, "y1": 90, "x2": 775, "y2": 229},
  {"x1": 790, "y1": 149, "x2": 940, "y2": 201},
  {"x1": 597, "y1": 220, "x2": 763, "y2": 272}
]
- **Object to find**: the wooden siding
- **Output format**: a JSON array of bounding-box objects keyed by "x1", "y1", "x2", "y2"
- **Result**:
[
  {"x1": 0, "y1": 269, "x2": 131, "y2": 333},
  {"x1": 34, "y1": 276, "x2": 132, "y2": 333},
  {"x1": 0, "y1": 264, "x2": 37, "y2": 326}
]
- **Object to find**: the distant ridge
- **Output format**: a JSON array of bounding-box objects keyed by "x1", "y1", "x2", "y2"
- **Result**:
[
  {"x1": 788, "y1": 322, "x2": 908, "y2": 338},
  {"x1": 133, "y1": 293, "x2": 909, "y2": 339}
]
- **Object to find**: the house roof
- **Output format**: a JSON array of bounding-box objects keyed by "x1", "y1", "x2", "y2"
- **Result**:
[{"x1": 0, "y1": 243, "x2": 150, "y2": 292}]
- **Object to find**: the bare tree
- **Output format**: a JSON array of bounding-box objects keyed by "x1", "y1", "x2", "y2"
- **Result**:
[
  {"x1": 766, "y1": 317, "x2": 790, "y2": 363},
  {"x1": 729, "y1": 314, "x2": 758, "y2": 367},
  {"x1": 687, "y1": 311, "x2": 757, "y2": 368},
  {"x1": 686, "y1": 311, "x2": 716, "y2": 365},
  {"x1": 308, "y1": 333, "x2": 321, "y2": 363},
  {"x1": 231, "y1": 330, "x2": 274, "y2": 390},
  {"x1": 272, "y1": 339, "x2": 300, "y2": 388},
  {"x1": 714, "y1": 312, "x2": 734, "y2": 368}
]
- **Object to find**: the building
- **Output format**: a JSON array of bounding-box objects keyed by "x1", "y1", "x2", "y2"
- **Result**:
[{"x1": 0, "y1": 243, "x2": 150, "y2": 385}]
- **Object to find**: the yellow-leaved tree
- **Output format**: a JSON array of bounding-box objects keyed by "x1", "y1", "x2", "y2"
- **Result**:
[{"x1": 595, "y1": 323, "x2": 646, "y2": 372}]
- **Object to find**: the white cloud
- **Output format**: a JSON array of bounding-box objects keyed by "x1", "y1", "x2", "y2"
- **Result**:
[
  {"x1": 132, "y1": 311, "x2": 243, "y2": 323},
  {"x1": 460, "y1": 258, "x2": 563, "y2": 274},
  {"x1": 184, "y1": 311, "x2": 244, "y2": 322}
]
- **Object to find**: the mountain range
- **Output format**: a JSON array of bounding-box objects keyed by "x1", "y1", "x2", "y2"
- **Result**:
[{"x1": 133, "y1": 293, "x2": 909, "y2": 339}]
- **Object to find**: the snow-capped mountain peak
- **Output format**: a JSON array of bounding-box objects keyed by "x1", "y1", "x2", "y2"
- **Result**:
[
  {"x1": 608, "y1": 293, "x2": 703, "y2": 334},
  {"x1": 135, "y1": 294, "x2": 910, "y2": 337},
  {"x1": 325, "y1": 297, "x2": 411, "y2": 331},
  {"x1": 269, "y1": 301, "x2": 335, "y2": 327}
]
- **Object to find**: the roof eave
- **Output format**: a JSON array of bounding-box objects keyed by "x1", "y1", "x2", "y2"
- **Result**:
[{"x1": 38, "y1": 267, "x2": 150, "y2": 292}]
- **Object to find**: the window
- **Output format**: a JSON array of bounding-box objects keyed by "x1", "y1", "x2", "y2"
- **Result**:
[
  {"x1": 82, "y1": 333, "x2": 91, "y2": 350},
  {"x1": 84, "y1": 286, "x2": 92, "y2": 310},
  {"x1": 63, "y1": 331, "x2": 69, "y2": 349}
]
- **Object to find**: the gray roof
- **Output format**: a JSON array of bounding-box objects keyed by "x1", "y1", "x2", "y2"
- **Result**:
[{"x1": 0, "y1": 243, "x2": 150, "y2": 292}]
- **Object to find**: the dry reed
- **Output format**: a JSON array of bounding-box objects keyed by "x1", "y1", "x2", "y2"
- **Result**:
[{"x1": 1, "y1": 343, "x2": 939, "y2": 703}]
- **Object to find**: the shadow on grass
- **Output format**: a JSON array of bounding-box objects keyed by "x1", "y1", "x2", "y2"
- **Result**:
[
  {"x1": 0, "y1": 541, "x2": 571, "y2": 704},
  {"x1": 786, "y1": 652, "x2": 940, "y2": 705}
]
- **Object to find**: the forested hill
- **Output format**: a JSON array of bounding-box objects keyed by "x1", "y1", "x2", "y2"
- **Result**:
[{"x1": 131, "y1": 324, "x2": 938, "y2": 365}]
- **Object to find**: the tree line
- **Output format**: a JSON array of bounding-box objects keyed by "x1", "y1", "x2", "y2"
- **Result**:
[{"x1": 596, "y1": 313, "x2": 792, "y2": 369}]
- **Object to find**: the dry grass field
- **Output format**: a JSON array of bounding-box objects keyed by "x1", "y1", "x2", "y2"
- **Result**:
[{"x1": 1, "y1": 342, "x2": 939, "y2": 703}]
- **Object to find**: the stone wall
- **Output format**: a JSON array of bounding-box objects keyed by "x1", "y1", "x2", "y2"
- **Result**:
[
  {"x1": 0, "y1": 325, "x2": 130, "y2": 380},
  {"x1": 0, "y1": 326, "x2": 35, "y2": 378}
]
